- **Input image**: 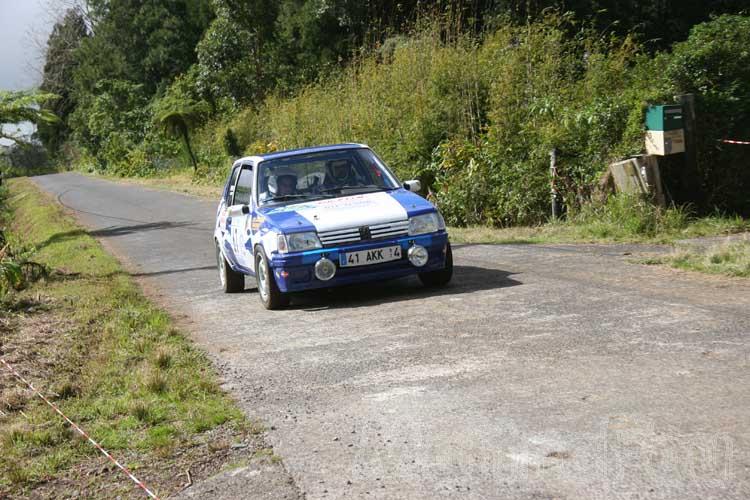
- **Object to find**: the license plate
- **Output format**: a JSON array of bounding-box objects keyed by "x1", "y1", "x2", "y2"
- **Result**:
[{"x1": 339, "y1": 245, "x2": 402, "y2": 267}]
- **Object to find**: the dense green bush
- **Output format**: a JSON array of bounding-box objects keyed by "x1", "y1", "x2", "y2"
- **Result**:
[
  {"x1": 437, "y1": 21, "x2": 661, "y2": 225},
  {"x1": 195, "y1": 7, "x2": 265, "y2": 110},
  {"x1": 0, "y1": 191, "x2": 48, "y2": 297},
  {"x1": 0, "y1": 142, "x2": 50, "y2": 178},
  {"x1": 258, "y1": 27, "x2": 485, "y2": 177},
  {"x1": 217, "y1": 15, "x2": 658, "y2": 225},
  {"x1": 44, "y1": 5, "x2": 750, "y2": 226},
  {"x1": 660, "y1": 15, "x2": 750, "y2": 215},
  {"x1": 197, "y1": 14, "x2": 750, "y2": 225},
  {"x1": 68, "y1": 79, "x2": 149, "y2": 170}
]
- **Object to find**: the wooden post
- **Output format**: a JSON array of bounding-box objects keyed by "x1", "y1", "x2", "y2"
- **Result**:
[
  {"x1": 679, "y1": 93, "x2": 701, "y2": 203},
  {"x1": 550, "y1": 148, "x2": 559, "y2": 219}
]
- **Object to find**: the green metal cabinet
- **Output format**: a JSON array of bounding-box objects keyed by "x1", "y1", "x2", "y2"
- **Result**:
[
  {"x1": 646, "y1": 105, "x2": 684, "y2": 132},
  {"x1": 645, "y1": 104, "x2": 685, "y2": 155}
]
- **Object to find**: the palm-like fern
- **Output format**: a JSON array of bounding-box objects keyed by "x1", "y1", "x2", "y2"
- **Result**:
[{"x1": 153, "y1": 94, "x2": 209, "y2": 171}]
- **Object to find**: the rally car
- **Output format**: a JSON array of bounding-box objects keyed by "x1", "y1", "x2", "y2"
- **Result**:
[{"x1": 214, "y1": 143, "x2": 452, "y2": 309}]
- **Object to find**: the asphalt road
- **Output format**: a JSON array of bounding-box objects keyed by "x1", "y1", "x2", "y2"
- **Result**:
[{"x1": 33, "y1": 173, "x2": 750, "y2": 499}]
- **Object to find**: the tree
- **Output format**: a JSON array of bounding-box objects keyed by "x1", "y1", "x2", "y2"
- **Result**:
[
  {"x1": 1, "y1": 142, "x2": 49, "y2": 170},
  {"x1": 38, "y1": 8, "x2": 88, "y2": 153},
  {"x1": 661, "y1": 14, "x2": 750, "y2": 214},
  {"x1": 67, "y1": 79, "x2": 148, "y2": 161},
  {"x1": 0, "y1": 91, "x2": 59, "y2": 145},
  {"x1": 195, "y1": 1, "x2": 276, "y2": 108},
  {"x1": 152, "y1": 76, "x2": 210, "y2": 171},
  {"x1": 75, "y1": 0, "x2": 212, "y2": 93}
]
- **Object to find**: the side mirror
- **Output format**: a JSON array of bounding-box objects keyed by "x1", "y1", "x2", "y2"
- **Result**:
[
  {"x1": 403, "y1": 180, "x2": 421, "y2": 192},
  {"x1": 228, "y1": 205, "x2": 250, "y2": 217}
]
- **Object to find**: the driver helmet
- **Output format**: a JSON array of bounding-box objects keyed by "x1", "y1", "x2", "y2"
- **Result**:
[
  {"x1": 268, "y1": 166, "x2": 298, "y2": 196},
  {"x1": 328, "y1": 159, "x2": 354, "y2": 183}
]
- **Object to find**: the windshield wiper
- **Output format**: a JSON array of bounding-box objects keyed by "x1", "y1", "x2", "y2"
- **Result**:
[
  {"x1": 264, "y1": 194, "x2": 310, "y2": 203},
  {"x1": 265, "y1": 194, "x2": 332, "y2": 204},
  {"x1": 318, "y1": 185, "x2": 360, "y2": 193},
  {"x1": 319, "y1": 185, "x2": 391, "y2": 193}
]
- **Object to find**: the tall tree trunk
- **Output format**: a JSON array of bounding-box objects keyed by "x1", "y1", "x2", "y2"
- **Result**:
[{"x1": 181, "y1": 123, "x2": 198, "y2": 172}]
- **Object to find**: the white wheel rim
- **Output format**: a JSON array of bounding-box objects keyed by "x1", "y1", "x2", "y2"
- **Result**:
[
  {"x1": 217, "y1": 245, "x2": 226, "y2": 288},
  {"x1": 257, "y1": 257, "x2": 269, "y2": 301}
]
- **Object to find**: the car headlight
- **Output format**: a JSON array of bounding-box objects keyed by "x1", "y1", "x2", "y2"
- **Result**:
[
  {"x1": 436, "y1": 211, "x2": 446, "y2": 230},
  {"x1": 408, "y1": 212, "x2": 441, "y2": 236},
  {"x1": 278, "y1": 232, "x2": 322, "y2": 253}
]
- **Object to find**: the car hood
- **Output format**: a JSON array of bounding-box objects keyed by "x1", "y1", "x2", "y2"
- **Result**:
[{"x1": 258, "y1": 189, "x2": 435, "y2": 233}]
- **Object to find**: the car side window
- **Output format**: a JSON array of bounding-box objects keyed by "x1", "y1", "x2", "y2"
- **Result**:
[
  {"x1": 232, "y1": 166, "x2": 253, "y2": 206},
  {"x1": 224, "y1": 165, "x2": 240, "y2": 202}
]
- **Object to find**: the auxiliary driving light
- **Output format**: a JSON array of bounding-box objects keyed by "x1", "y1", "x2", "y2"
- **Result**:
[
  {"x1": 408, "y1": 245, "x2": 429, "y2": 267},
  {"x1": 315, "y1": 258, "x2": 337, "y2": 281}
]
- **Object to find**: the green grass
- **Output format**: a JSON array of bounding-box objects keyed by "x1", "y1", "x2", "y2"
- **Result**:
[
  {"x1": 449, "y1": 215, "x2": 749, "y2": 245},
  {"x1": 0, "y1": 178, "x2": 245, "y2": 492},
  {"x1": 450, "y1": 196, "x2": 749, "y2": 245},
  {"x1": 644, "y1": 241, "x2": 750, "y2": 277}
]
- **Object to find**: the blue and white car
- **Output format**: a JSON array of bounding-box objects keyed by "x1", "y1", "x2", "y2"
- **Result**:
[{"x1": 214, "y1": 143, "x2": 453, "y2": 309}]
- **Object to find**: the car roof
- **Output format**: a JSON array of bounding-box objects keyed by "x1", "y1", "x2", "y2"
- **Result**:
[{"x1": 233, "y1": 143, "x2": 369, "y2": 166}]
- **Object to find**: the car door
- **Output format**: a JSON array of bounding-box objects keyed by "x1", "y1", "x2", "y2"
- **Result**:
[
  {"x1": 229, "y1": 164, "x2": 255, "y2": 271},
  {"x1": 218, "y1": 163, "x2": 240, "y2": 258}
]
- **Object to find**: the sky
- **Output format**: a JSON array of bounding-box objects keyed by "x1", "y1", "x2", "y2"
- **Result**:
[
  {"x1": 0, "y1": 0, "x2": 60, "y2": 144},
  {"x1": 0, "y1": 0, "x2": 56, "y2": 91}
]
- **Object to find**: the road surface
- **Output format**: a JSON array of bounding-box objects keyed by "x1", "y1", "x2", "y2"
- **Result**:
[{"x1": 33, "y1": 173, "x2": 750, "y2": 499}]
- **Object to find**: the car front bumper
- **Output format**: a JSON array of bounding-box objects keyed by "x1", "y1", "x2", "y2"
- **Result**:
[{"x1": 269, "y1": 231, "x2": 449, "y2": 293}]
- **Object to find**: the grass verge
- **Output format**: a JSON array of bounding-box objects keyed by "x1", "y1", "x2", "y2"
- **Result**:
[
  {"x1": 0, "y1": 178, "x2": 266, "y2": 498},
  {"x1": 450, "y1": 196, "x2": 749, "y2": 245},
  {"x1": 643, "y1": 241, "x2": 750, "y2": 278},
  {"x1": 449, "y1": 216, "x2": 749, "y2": 245}
]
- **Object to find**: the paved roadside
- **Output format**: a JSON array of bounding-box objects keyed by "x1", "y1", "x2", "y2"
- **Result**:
[{"x1": 33, "y1": 173, "x2": 750, "y2": 499}]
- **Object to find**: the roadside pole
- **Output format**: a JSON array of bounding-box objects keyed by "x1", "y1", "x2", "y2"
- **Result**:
[
  {"x1": 679, "y1": 93, "x2": 701, "y2": 203},
  {"x1": 550, "y1": 148, "x2": 560, "y2": 219}
]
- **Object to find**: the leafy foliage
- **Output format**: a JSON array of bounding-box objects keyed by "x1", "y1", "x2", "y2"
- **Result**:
[
  {"x1": 68, "y1": 79, "x2": 150, "y2": 174},
  {"x1": 37, "y1": 9, "x2": 88, "y2": 153},
  {"x1": 37, "y1": 1, "x2": 750, "y2": 225},
  {"x1": 216, "y1": 16, "x2": 658, "y2": 225},
  {"x1": 79, "y1": 0, "x2": 212, "y2": 93},
  {"x1": 0, "y1": 91, "x2": 59, "y2": 145},
  {"x1": 426, "y1": 18, "x2": 655, "y2": 225},
  {"x1": 0, "y1": 257, "x2": 23, "y2": 297},
  {"x1": 0, "y1": 192, "x2": 47, "y2": 297},
  {"x1": 152, "y1": 74, "x2": 211, "y2": 171},
  {"x1": 195, "y1": 5, "x2": 267, "y2": 109},
  {"x1": 660, "y1": 15, "x2": 750, "y2": 214},
  {"x1": 0, "y1": 142, "x2": 50, "y2": 178}
]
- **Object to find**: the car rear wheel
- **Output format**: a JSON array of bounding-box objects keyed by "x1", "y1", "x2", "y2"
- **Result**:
[
  {"x1": 255, "y1": 248, "x2": 290, "y2": 310},
  {"x1": 418, "y1": 242, "x2": 453, "y2": 287},
  {"x1": 216, "y1": 241, "x2": 244, "y2": 293}
]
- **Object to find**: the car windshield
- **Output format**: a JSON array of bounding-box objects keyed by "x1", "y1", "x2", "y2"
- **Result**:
[{"x1": 257, "y1": 148, "x2": 399, "y2": 206}]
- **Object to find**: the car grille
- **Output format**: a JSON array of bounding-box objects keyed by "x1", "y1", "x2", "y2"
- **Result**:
[{"x1": 318, "y1": 219, "x2": 409, "y2": 247}]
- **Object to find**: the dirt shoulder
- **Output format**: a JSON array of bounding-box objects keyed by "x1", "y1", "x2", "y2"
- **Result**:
[{"x1": 0, "y1": 178, "x2": 299, "y2": 499}]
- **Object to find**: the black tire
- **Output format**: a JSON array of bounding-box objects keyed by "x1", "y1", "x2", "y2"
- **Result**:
[
  {"x1": 216, "y1": 240, "x2": 244, "y2": 293},
  {"x1": 418, "y1": 241, "x2": 453, "y2": 287},
  {"x1": 255, "y1": 248, "x2": 290, "y2": 310}
]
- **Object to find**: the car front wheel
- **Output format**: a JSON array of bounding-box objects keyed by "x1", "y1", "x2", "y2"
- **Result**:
[
  {"x1": 255, "y1": 248, "x2": 290, "y2": 310},
  {"x1": 418, "y1": 242, "x2": 453, "y2": 287},
  {"x1": 216, "y1": 241, "x2": 244, "y2": 293}
]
